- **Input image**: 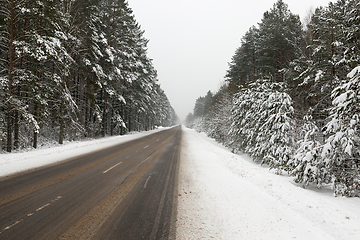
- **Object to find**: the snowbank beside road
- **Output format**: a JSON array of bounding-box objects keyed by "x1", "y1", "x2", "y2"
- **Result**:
[
  {"x1": 177, "y1": 127, "x2": 360, "y2": 240},
  {"x1": 0, "y1": 128, "x2": 169, "y2": 178}
]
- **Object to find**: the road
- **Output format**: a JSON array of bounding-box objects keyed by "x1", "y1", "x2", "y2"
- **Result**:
[{"x1": 0, "y1": 126, "x2": 181, "y2": 240}]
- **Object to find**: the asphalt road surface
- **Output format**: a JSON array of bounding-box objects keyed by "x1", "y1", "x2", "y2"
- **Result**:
[{"x1": 0, "y1": 126, "x2": 181, "y2": 240}]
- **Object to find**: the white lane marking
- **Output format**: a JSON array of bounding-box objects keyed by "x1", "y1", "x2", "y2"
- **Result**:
[
  {"x1": 156, "y1": 139, "x2": 159, "y2": 142},
  {"x1": 144, "y1": 145, "x2": 149, "y2": 149},
  {"x1": 4, "y1": 219, "x2": 23, "y2": 231},
  {"x1": 144, "y1": 174, "x2": 153, "y2": 189},
  {"x1": 53, "y1": 196, "x2": 62, "y2": 201},
  {"x1": 103, "y1": 162, "x2": 122, "y2": 174},
  {"x1": 36, "y1": 203, "x2": 51, "y2": 212},
  {"x1": 2, "y1": 196, "x2": 62, "y2": 233}
]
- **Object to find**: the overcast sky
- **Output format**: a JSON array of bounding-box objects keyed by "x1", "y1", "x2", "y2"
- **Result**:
[{"x1": 128, "y1": 0, "x2": 331, "y2": 121}]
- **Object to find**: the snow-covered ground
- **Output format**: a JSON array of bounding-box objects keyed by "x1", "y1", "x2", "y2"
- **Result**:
[
  {"x1": 177, "y1": 127, "x2": 360, "y2": 240},
  {"x1": 0, "y1": 127, "x2": 169, "y2": 178}
]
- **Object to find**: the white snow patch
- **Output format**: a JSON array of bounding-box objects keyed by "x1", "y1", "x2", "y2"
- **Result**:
[
  {"x1": 315, "y1": 70, "x2": 324, "y2": 82},
  {"x1": 347, "y1": 66, "x2": 360, "y2": 79},
  {"x1": 177, "y1": 127, "x2": 360, "y2": 240},
  {"x1": 333, "y1": 92, "x2": 348, "y2": 106}
]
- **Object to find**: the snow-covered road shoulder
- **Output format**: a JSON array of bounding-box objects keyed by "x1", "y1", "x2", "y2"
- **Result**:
[
  {"x1": 176, "y1": 127, "x2": 360, "y2": 240},
  {"x1": 0, "y1": 127, "x2": 170, "y2": 178}
]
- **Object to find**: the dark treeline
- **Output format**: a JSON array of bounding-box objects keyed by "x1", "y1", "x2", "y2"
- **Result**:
[
  {"x1": 0, "y1": 0, "x2": 178, "y2": 152},
  {"x1": 185, "y1": 0, "x2": 360, "y2": 197}
]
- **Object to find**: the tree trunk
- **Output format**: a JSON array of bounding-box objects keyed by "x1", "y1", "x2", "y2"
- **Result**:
[
  {"x1": 145, "y1": 115, "x2": 148, "y2": 131},
  {"x1": 33, "y1": 103, "x2": 38, "y2": 149},
  {"x1": 33, "y1": 131, "x2": 38, "y2": 149},
  {"x1": 6, "y1": 0, "x2": 16, "y2": 152},
  {"x1": 102, "y1": 88, "x2": 107, "y2": 137},
  {"x1": 14, "y1": 2, "x2": 27, "y2": 150},
  {"x1": 110, "y1": 107, "x2": 114, "y2": 136},
  {"x1": 128, "y1": 107, "x2": 131, "y2": 133},
  {"x1": 85, "y1": 78, "x2": 90, "y2": 136},
  {"x1": 6, "y1": 110, "x2": 12, "y2": 152},
  {"x1": 59, "y1": 99, "x2": 64, "y2": 144},
  {"x1": 331, "y1": 28, "x2": 336, "y2": 82},
  {"x1": 120, "y1": 102, "x2": 125, "y2": 135},
  {"x1": 13, "y1": 109, "x2": 19, "y2": 149}
]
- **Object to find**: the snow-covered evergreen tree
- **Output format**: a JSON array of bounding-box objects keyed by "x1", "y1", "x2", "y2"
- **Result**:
[
  {"x1": 229, "y1": 87, "x2": 259, "y2": 153},
  {"x1": 256, "y1": 0, "x2": 303, "y2": 82},
  {"x1": 256, "y1": 83, "x2": 295, "y2": 171},
  {"x1": 206, "y1": 84, "x2": 234, "y2": 146},
  {"x1": 294, "y1": 0, "x2": 360, "y2": 126},
  {"x1": 226, "y1": 27, "x2": 258, "y2": 87},
  {"x1": 322, "y1": 66, "x2": 360, "y2": 196},
  {"x1": 230, "y1": 81, "x2": 295, "y2": 172},
  {"x1": 289, "y1": 114, "x2": 325, "y2": 186}
]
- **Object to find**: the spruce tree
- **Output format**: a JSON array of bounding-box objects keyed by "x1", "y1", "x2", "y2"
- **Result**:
[
  {"x1": 226, "y1": 27, "x2": 258, "y2": 87},
  {"x1": 256, "y1": 0, "x2": 303, "y2": 82},
  {"x1": 322, "y1": 66, "x2": 360, "y2": 196}
]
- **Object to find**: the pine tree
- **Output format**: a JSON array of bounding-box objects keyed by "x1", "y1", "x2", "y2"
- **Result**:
[
  {"x1": 226, "y1": 27, "x2": 258, "y2": 87},
  {"x1": 229, "y1": 87, "x2": 258, "y2": 152},
  {"x1": 297, "y1": 1, "x2": 358, "y2": 126},
  {"x1": 193, "y1": 91, "x2": 213, "y2": 119},
  {"x1": 230, "y1": 81, "x2": 295, "y2": 172},
  {"x1": 256, "y1": 0, "x2": 303, "y2": 82},
  {"x1": 322, "y1": 66, "x2": 360, "y2": 196},
  {"x1": 288, "y1": 114, "x2": 325, "y2": 186},
  {"x1": 206, "y1": 84, "x2": 234, "y2": 146}
]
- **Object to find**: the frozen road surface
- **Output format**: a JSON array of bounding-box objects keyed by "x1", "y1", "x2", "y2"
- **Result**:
[{"x1": 0, "y1": 126, "x2": 181, "y2": 239}]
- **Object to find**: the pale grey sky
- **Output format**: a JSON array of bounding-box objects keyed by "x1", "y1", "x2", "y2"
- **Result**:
[{"x1": 128, "y1": 0, "x2": 331, "y2": 121}]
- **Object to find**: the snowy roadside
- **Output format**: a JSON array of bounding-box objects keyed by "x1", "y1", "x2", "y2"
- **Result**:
[
  {"x1": 176, "y1": 127, "x2": 360, "y2": 240},
  {"x1": 0, "y1": 127, "x2": 170, "y2": 178}
]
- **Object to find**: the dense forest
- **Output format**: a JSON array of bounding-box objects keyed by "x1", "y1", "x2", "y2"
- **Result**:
[
  {"x1": 0, "y1": 0, "x2": 177, "y2": 152},
  {"x1": 185, "y1": 0, "x2": 360, "y2": 197}
]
